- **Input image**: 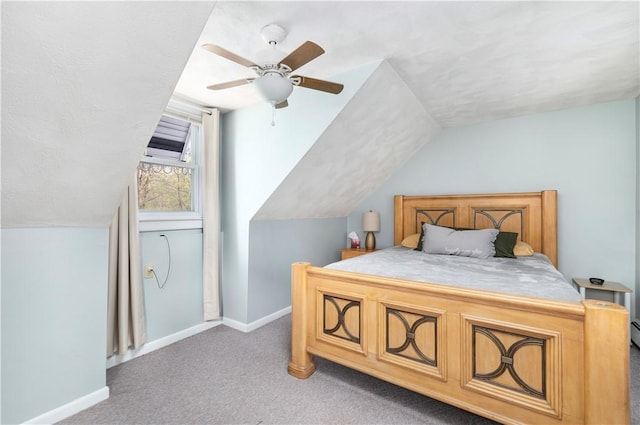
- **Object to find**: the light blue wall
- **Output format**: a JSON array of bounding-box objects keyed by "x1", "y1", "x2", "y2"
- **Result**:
[
  {"x1": 221, "y1": 62, "x2": 379, "y2": 323},
  {"x1": 350, "y1": 99, "x2": 637, "y2": 315},
  {"x1": 1, "y1": 228, "x2": 108, "y2": 424},
  {"x1": 140, "y1": 229, "x2": 204, "y2": 341},
  {"x1": 636, "y1": 96, "x2": 640, "y2": 317},
  {"x1": 0, "y1": 226, "x2": 205, "y2": 423},
  {"x1": 248, "y1": 218, "x2": 346, "y2": 322}
]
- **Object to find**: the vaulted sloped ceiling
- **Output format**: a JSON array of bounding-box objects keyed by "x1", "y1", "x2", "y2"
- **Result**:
[
  {"x1": 181, "y1": 1, "x2": 638, "y2": 223},
  {"x1": 177, "y1": 1, "x2": 639, "y2": 124},
  {"x1": 1, "y1": 1, "x2": 215, "y2": 228},
  {"x1": 254, "y1": 61, "x2": 441, "y2": 220},
  {"x1": 4, "y1": 2, "x2": 637, "y2": 227}
]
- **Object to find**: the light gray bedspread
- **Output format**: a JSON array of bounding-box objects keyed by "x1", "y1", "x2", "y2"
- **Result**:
[{"x1": 325, "y1": 246, "x2": 581, "y2": 303}]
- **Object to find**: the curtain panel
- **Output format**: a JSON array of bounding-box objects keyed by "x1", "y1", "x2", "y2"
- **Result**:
[
  {"x1": 203, "y1": 108, "x2": 221, "y2": 321},
  {"x1": 107, "y1": 174, "x2": 146, "y2": 356}
]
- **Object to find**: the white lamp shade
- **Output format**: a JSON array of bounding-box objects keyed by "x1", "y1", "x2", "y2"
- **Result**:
[
  {"x1": 362, "y1": 211, "x2": 380, "y2": 232},
  {"x1": 253, "y1": 73, "x2": 293, "y2": 104}
]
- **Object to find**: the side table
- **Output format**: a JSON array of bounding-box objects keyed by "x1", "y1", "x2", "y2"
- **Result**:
[
  {"x1": 341, "y1": 248, "x2": 376, "y2": 260},
  {"x1": 572, "y1": 278, "x2": 632, "y2": 312}
]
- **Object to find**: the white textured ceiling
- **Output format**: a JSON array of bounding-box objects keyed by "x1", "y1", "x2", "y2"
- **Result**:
[
  {"x1": 176, "y1": 1, "x2": 639, "y2": 126},
  {"x1": 2, "y1": 2, "x2": 215, "y2": 228},
  {"x1": 3, "y1": 1, "x2": 638, "y2": 229}
]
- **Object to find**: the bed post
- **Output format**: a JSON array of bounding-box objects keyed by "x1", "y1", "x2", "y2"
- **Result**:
[
  {"x1": 394, "y1": 195, "x2": 404, "y2": 245},
  {"x1": 541, "y1": 190, "x2": 558, "y2": 268},
  {"x1": 583, "y1": 299, "x2": 629, "y2": 424},
  {"x1": 288, "y1": 262, "x2": 316, "y2": 379}
]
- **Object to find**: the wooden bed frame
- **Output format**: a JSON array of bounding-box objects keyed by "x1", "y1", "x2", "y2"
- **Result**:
[{"x1": 288, "y1": 190, "x2": 629, "y2": 424}]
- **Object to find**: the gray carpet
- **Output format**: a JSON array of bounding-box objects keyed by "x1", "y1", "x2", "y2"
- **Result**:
[{"x1": 61, "y1": 314, "x2": 640, "y2": 424}]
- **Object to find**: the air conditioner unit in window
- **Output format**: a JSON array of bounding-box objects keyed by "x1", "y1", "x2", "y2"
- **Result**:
[{"x1": 145, "y1": 115, "x2": 191, "y2": 161}]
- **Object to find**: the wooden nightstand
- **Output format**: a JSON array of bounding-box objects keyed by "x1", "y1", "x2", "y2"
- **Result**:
[
  {"x1": 572, "y1": 278, "x2": 632, "y2": 312},
  {"x1": 341, "y1": 248, "x2": 376, "y2": 260}
]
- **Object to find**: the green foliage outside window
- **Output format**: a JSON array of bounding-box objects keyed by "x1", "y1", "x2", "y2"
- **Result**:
[{"x1": 137, "y1": 162, "x2": 192, "y2": 211}]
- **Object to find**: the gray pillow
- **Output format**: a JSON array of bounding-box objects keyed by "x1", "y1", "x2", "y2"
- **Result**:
[{"x1": 422, "y1": 224, "x2": 499, "y2": 259}]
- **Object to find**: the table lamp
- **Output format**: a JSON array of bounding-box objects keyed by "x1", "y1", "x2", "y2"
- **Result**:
[{"x1": 362, "y1": 210, "x2": 380, "y2": 251}]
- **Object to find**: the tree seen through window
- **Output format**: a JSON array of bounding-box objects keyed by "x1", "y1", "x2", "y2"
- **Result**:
[{"x1": 137, "y1": 162, "x2": 192, "y2": 211}]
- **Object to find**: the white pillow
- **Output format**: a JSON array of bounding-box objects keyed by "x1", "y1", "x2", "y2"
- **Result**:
[{"x1": 422, "y1": 224, "x2": 499, "y2": 259}]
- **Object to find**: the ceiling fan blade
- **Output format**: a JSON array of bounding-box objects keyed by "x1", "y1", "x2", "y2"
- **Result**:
[
  {"x1": 278, "y1": 41, "x2": 325, "y2": 72},
  {"x1": 292, "y1": 76, "x2": 344, "y2": 94},
  {"x1": 206, "y1": 78, "x2": 253, "y2": 90},
  {"x1": 202, "y1": 44, "x2": 258, "y2": 68},
  {"x1": 275, "y1": 99, "x2": 288, "y2": 109}
]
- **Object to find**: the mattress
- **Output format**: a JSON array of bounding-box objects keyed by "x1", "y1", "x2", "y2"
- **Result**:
[{"x1": 325, "y1": 246, "x2": 581, "y2": 303}]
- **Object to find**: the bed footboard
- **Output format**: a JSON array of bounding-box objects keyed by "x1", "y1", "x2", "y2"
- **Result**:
[{"x1": 288, "y1": 262, "x2": 629, "y2": 425}]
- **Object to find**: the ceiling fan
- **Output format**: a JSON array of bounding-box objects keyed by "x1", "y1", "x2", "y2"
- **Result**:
[{"x1": 202, "y1": 24, "x2": 344, "y2": 110}]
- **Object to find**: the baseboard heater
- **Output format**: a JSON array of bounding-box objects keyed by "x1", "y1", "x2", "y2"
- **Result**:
[{"x1": 631, "y1": 320, "x2": 640, "y2": 348}]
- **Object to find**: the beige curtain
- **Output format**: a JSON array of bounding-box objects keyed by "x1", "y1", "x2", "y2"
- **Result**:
[
  {"x1": 107, "y1": 173, "x2": 146, "y2": 356},
  {"x1": 202, "y1": 108, "x2": 221, "y2": 321}
]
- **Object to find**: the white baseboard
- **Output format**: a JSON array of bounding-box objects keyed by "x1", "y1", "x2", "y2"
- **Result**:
[
  {"x1": 23, "y1": 386, "x2": 109, "y2": 425},
  {"x1": 106, "y1": 320, "x2": 222, "y2": 369},
  {"x1": 21, "y1": 309, "x2": 290, "y2": 424},
  {"x1": 223, "y1": 305, "x2": 291, "y2": 333},
  {"x1": 106, "y1": 307, "x2": 290, "y2": 368}
]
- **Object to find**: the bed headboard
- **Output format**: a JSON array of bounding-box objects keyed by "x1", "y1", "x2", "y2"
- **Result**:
[{"x1": 393, "y1": 190, "x2": 558, "y2": 267}]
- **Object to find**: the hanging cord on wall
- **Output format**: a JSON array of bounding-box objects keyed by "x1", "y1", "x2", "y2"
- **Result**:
[{"x1": 152, "y1": 234, "x2": 172, "y2": 289}]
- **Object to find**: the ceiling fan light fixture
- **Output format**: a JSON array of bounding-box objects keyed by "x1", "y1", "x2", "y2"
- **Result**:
[{"x1": 253, "y1": 73, "x2": 294, "y2": 104}]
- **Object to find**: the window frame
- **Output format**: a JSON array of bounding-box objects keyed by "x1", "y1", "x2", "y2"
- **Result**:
[{"x1": 138, "y1": 112, "x2": 204, "y2": 232}]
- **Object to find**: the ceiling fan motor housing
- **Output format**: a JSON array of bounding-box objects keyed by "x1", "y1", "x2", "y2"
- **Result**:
[{"x1": 261, "y1": 24, "x2": 287, "y2": 45}]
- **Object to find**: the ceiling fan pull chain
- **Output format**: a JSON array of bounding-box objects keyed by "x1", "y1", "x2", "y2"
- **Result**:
[{"x1": 271, "y1": 103, "x2": 276, "y2": 126}]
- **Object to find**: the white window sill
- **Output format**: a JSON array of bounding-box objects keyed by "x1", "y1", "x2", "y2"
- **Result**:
[{"x1": 139, "y1": 213, "x2": 203, "y2": 232}]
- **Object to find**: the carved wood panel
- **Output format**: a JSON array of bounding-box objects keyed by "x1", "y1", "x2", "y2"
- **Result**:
[
  {"x1": 316, "y1": 290, "x2": 366, "y2": 355},
  {"x1": 416, "y1": 209, "x2": 456, "y2": 232},
  {"x1": 473, "y1": 208, "x2": 526, "y2": 239},
  {"x1": 323, "y1": 294, "x2": 360, "y2": 343},
  {"x1": 473, "y1": 325, "x2": 545, "y2": 398},
  {"x1": 386, "y1": 308, "x2": 437, "y2": 366},
  {"x1": 414, "y1": 207, "x2": 526, "y2": 238},
  {"x1": 461, "y1": 314, "x2": 561, "y2": 418},
  {"x1": 378, "y1": 301, "x2": 447, "y2": 380}
]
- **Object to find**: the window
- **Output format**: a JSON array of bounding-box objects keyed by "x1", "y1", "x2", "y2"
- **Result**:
[
  {"x1": 138, "y1": 114, "x2": 202, "y2": 227},
  {"x1": 137, "y1": 161, "x2": 194, "y2": 211},
  {"x1": 145, "y1": 115, "x2": 192, "y2": 162}
]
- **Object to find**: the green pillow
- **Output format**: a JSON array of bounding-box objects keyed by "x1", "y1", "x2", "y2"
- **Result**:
[
  {"x1": 414, "y1": 223, "x2": 518, "y2": 258},
  {"x1": 493, "y1": 231, "x2": 518, "y2": 258}
]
